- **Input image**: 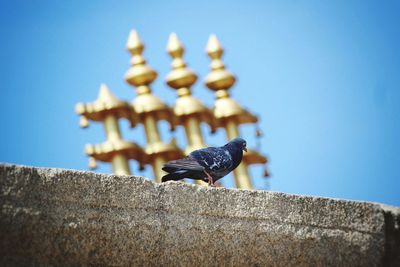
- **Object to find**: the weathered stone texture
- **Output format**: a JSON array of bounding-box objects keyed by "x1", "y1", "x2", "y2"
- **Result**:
[{"x1": 0, "y1": 163, "x2": 399, "y2": 266}]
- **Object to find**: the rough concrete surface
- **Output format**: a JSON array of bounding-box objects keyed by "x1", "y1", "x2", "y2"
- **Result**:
[{"x1": 0, "y1": 163, "x2": 399, "y2": 266}]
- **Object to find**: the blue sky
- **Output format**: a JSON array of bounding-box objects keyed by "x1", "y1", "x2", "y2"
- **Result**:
[{"x1": 1, "y1": 0, "x2": 399, "y2": 206}]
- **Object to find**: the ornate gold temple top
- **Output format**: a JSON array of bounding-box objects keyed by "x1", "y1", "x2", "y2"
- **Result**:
[
  {"x1": 124, "y1": 30, "x2": 183, "y2": 182},
  {"x1": 76, "y1": 31, "x2": 270, "y2": 188}
]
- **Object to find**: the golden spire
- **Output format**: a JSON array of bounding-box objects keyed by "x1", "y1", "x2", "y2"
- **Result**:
[
  {"x1": 165, "y1": 33, "x2": 216, "y2": 186},
  {"x1": 204, "y1": 34, "x2": 268, "y2": 189},
  {"x1": 166, "y1": 33, "x2": 216, "y2": 150},
  {"x1": 204, "y1": 34, "x2": 236, "y2": 95},
  {"x1": 125, "y1": 30, "x2": 157, "y2": 90},
  {"x1": 75, "y1": 84, "x2": 145, "y2": 175},
  {"x1": 166, "y1": 33, "x2": 197, "y2": 95},
  {"x1": 124, "y1": 30, "x2": 183, "y2": 182}
]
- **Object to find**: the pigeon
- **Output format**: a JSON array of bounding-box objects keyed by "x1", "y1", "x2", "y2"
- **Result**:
[{"x1": 161, "y1": 138, "x2": 247, "y2": 186}]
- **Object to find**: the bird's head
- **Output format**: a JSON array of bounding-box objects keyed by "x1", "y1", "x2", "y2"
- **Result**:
[{"x1": 229, "y1": 137, "x2": 247, "y2": 152}]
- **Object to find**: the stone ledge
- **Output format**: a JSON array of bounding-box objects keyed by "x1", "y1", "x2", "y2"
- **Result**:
[{"x1": 0, "y1": 163, "x2": 399, "y2": 266}]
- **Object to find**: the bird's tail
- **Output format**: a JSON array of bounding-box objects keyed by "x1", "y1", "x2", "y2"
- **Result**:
[{"x1": 161, "y1": 169, "x2": 188, "y2": 182}]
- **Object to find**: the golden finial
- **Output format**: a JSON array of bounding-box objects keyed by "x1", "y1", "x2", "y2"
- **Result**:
[
  {"x1": 165, "y1": 33, "x2": 213, "y2": 186},
  {"x1": 98, "y1": 83, "x2": 115, "y2": 99},
  {"x1": 126, "y1": 30, "x2": 144, "y2": 55},
  {"x1": 166, "y1": 33, "x2": 197, "y2": 95},
  {"x1": 124, "y1": 29, "x2": 183, "y2": 182},
  {"x1": 204, "y1": 34, "x2": 268, "y2": 189},
  {"x1": 206, "y1": 34, "x2": 223, "y2": 59},
  {"x1": 165, "y1": 32, "x2": 216, "y2": 152},
  {"x1": 167, "y1": 32, "x2": 184, "y2": 59},
  {"x1": 75, "y1": 84, "x2": 145, "y2": 175},
  {"x1": 125, "y1": 30, "x2": 157, "y2": 90},
  {"x1": 205, "y1": 34, "x2": 236, "y2": 94},
  {"x1": 204, "y1": 34, "x2": 257, "y2": 125},
  {"x1": 97, "y1": 83, "x2": 124, "y2": 108},
  {"x1": 124, "y1": 30, "x2": 175, "y2": 122},
  {"x1": 75, "y1": 83, "x2": 137, "y2": 127}
]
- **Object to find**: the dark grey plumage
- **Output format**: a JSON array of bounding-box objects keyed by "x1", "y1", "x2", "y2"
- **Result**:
[{"x1": 161, "y1": 138, "x2": 247, "y2": 186}]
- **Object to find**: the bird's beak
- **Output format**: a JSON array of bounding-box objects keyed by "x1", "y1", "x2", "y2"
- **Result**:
[{"x1": 244, "y1": 147, "x2": 248, "y2": 152}]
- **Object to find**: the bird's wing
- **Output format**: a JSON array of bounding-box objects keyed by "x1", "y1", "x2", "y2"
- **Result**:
[
  {"x1": 189, "y1": 147, "x2": 233, "y2": 173},
  {"x1": 163, "y1": 157, "x2": 205, "y2": 172}
]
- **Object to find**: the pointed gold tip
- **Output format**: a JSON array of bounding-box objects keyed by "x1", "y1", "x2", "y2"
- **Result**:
[
  {"x1": 97, "y1": 83, "x2": 119, "y2": 104},
  {"x1": 206, "y1": 34, "x2": 223, "y2": 54},
  {"x1": 98, "y1": 83, "x2": 111, "y2": 98},
  {"x1": 126, "y1": 29, "x2": 143, "y2": 51},
  {"x1": 204, "y1": 33, "x2": 236, "y2": 91},
  {"x1": 167, "y1": 32, "x2": 183, "y2": 55},
  {"x1": 99, "y1": 83, "x2": 109, "y2": 92}
]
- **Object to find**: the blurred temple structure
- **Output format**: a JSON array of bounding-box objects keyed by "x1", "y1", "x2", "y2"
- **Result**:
[{"x1": 75, "y1": 30, "x2": 269, "y2": 189}]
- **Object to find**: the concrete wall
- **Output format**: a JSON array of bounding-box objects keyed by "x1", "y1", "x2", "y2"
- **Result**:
[{"x1": 1, "y1": 163, "x2": 399, "y2": 266}]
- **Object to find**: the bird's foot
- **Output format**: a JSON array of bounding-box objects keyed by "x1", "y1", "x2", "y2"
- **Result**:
[{"x1": 204, "y1": 171, "x2": 215, "y2": 187}]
